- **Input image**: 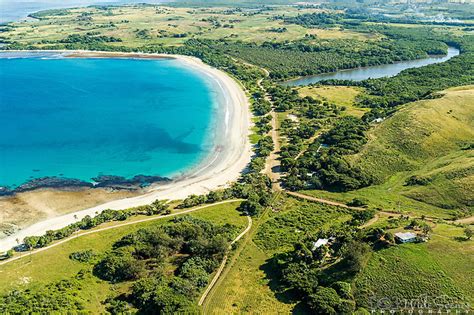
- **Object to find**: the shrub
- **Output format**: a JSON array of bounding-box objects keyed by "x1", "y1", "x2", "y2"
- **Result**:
[{"x1": 69, "y1": 249, "x2": 97, "y2": 263}]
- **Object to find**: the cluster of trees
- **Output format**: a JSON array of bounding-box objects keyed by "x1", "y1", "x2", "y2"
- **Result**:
[
  {"x1": 282, "y1": 10, "x2": 473, "y2": 30},
  {"x1": 0, "y1": 279, "x2": 86, "y2": 313},
  {"x1": 61, "y1": 34, "x2": 122, "y2": 44},
  {"x1": 273, "y1": 219, "x2": 375, "y2": 314},
  {"x1": 278, "y1": 12, "x2": 345, "y2": 28},
  {"x1": 179, "y1": 172, "x2": 273, "y2": 216},
  {"x1": 95, "y1": 216, "x2": 235, "y2": 313},
  {"x1": 27, "y1": 8, "x2": 71, "y2": 20},
  {"x1": 69, "y1": 249, "x2": 98, "y2": 263},
  {"x1": 22, "y1": 200, "x2": 169, "y2": 250},
  {"x1": 283, "y1": 116, "x2": 372, "y2": 192}
]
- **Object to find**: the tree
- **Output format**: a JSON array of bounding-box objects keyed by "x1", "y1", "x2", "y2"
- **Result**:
[
  {"x1": 249, "y1": 157, "x2": 265, "y2": 173},
  {"x1": 281, "y1": 262, "x2": 319, "y2": 295},
  {"x1": 343, "y1": 241, "x2": 371, "y2": 274},
  {"x1": 464, "y1": 227, "x2": 473, "y2": 240},
  {"x1": 238, "y1": 194, "x2": 262, "y2": 216},
  {"x1": 150, "y1": 199, "x2": 169, "y2": 215},
  {"x1": 23, "y1": 236, "x2": 40, "y2": 249},
  {"x1": 384, "y1": 231, "x2": 395, "y2": 244},
  {"x1": 94, "y1": 249, "x2": 144, "y2": 282},
  {"x1": 331, "y1": 281, "x2": 353, "y2": 300},
  {"x1": 422, "y1": 225, "x2": 432, "y2": 236},
  {"x1": 207, "y1": 190, "x2": 224, "y2": 203},
  {"x1": 307, "y1": 286, "x2": 341, "y2": 315}
]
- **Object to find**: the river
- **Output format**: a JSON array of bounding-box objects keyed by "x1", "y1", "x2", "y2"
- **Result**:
[{"x1": 284, "y1": 46, "x2": 460, "y2": 86}]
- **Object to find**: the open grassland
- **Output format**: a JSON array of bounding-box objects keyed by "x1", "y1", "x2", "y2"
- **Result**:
[
  {"x1": 2, "y1": 5, "x2": 372, "y2": 48},
  {"x1": 301, "y1": 176, "x2": 458, "y2": 219},
  {"x1": 254, "y1": 197, "x2": 352, "y2": 254},
  {"x1": 351, "y1": 86, "x2": 474, "y2": 183},
  {"x1": 298, "y1": 85, "x2": 369, "y2": 118},
  {"x1": 204, "y1": 240, "x2": 295, "y2": 314},
  {"x1": 0, "y1": 201, "x2": 245, "y2": 312},
  {"x1": 354, "y1": 223, "x2": 474, "y2": 307},
  {"x1": 305, "y1": 86, "x2": 474, "y2": 219}
]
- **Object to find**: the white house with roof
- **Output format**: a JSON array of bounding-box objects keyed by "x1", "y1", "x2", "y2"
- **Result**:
[
  {"x1": 312, "y1": 237, "x2": 336, "y2": 251},
  {"x1": 312, "y1": 238, "x2": 329, "y2": 251},
  {"x1": 395, "y1": 232, "x2": 417, "y2": 243}
]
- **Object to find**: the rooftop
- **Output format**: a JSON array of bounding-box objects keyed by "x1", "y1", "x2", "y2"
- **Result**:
[
  {"x1": 312, "y1": 238, "x2": 329, "y2": 250},
  {"x1": 395, "y1": 232, "x2": 417, "y2": 241}
]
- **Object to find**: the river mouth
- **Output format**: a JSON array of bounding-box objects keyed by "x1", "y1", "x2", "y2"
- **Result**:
[
  {"x1": 284, "y1": 46, "x2": 460, "y2": 86},
  {"x1": 0, "y1": 51, "x2": 222, "y2": 193}
]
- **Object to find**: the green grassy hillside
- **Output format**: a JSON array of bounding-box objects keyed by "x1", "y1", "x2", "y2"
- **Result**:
[
  {"x1": 354, "y1": 223, "x2": 474, "y2": 308},
  {"x1": 303, "y1": 86, "x2": 473, "y2": 218},
  {"x1": 352, "y1": 86, "x2": 473, "y2": 181},
  {"x1": 316, "y1": 86, "x2": 474, "y2": 217}
]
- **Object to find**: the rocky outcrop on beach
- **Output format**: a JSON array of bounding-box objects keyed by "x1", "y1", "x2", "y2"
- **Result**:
[
  {"x1": 16, "y1": 176, "x2": 93, "y2": 192},
  {"x1": 0, "y1": 174, "x2": 172, "y2": 196},
  {"x1": 92, "y1": 174, "x2": 170, "y2": 189},
  {"x1": 0, "y1": 186, "x2": 13, "y2": 196}
]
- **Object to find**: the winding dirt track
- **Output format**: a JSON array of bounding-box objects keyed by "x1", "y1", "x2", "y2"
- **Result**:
[
  {"x1": 198, "y1": 215, "x2": 252, "y2": 306},
  {"x1": 286, "y1": 191, "x2": 365, "y2": 210}
]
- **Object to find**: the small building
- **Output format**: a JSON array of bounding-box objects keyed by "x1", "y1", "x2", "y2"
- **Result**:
[
  {"x1": 395, "y1": 232, "x2": 417, "y2": 243},
  {"x1": 312, "y1": 238, "x2": 329, "y2": 250},
  {"x1": 312, "y1": 237, "x2": 335, "y2": 251}
]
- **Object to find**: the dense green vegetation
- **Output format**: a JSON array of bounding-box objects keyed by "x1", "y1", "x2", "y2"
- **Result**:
[
  {"x1": 0, "y1": 278, "x2": 88, "y2": 313},
  {"x1": 283, "y1": 116, "x2": 373, "y2": 192},
  {"x1": 1, "y1": 216, "x2": 239, "y2": 313},
  {"x1": 96, "y1": 216, "x2": 235, "y2": 313},
  {"x1": 267, "y1": 211, "x2": 379, "y2": 313},
  {"x1": 254, "y1": 201, "x2": 353, "y2": 252}
]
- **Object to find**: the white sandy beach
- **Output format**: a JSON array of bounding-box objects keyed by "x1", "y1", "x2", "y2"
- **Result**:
[{"x1": 0, "y1": 51, "x2": 252, "y2": 252}]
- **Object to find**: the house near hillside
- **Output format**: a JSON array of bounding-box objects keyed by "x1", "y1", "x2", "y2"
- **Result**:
[
  {"x1": 312, "y1": 238, "x2": 329, "y2": 250},
  {"x1": 312, "y1": 237, "x2": 335, "y2": 250},
  {"x1": 395, "y1": 232, "x2": 417, "y2": 243}
]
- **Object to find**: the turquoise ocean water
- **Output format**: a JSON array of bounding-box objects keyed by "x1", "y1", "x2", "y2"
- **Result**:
[{"x1": 0, "y1": 52, "x2": 217, "y2": 188}]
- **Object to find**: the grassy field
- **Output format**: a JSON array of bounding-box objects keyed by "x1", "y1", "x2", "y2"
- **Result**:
[
  {"x1": 304, "y1": 86, "x2": 474, "y2": 219},
  {"x1": 0, "y1": 201, "x2": 245, "y2": 312},
  {"x1": 254, "y1": 197, "x2": 352, "y2": 254},
  {"x1": 354, "y1": 223, "x2": 474, "y2": 308},
  {"x1": 204, "y1": 240, "x2": 295, "y2": 314},
  {"x1": 2, "y1": 5, "x2": 372, "y2": 48},
  {"x1": 298, "y1": 85, "x2": 369, "y2": 118}
]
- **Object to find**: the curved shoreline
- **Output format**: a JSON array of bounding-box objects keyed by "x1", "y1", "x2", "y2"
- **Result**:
[{"x1": 0, "y1": 50, "x2": 252, "y2": 252}]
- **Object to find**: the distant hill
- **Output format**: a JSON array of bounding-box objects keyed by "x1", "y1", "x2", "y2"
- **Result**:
[{"x1": 349, "y1": 86, "x2": 474, "y2": 212}]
